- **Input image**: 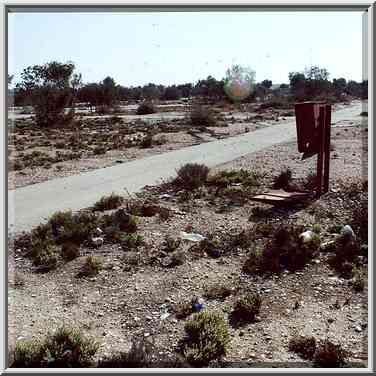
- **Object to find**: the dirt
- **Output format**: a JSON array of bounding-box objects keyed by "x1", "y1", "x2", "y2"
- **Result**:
[
  {"x1": 8, "y1": 102, "x2": 300, "y2": 189},
  {"x1": 8, "y1": 116, "x2": 368, "y2": 368}
]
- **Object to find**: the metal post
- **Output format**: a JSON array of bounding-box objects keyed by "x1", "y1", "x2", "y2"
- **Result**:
[
  {"x1": 316, "y1": 106, "x2": 326, "y2": 198},
  {"x1": 323, "y1": 104, "x2": 331, "y2": 193}
]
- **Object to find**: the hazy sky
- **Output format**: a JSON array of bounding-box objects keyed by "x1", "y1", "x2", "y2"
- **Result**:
[{"x1": 8, "y1": 11, "x2": 365, "y2": 87}]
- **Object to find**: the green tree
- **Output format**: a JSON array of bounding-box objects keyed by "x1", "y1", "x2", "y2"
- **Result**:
[{"x1": 18, "y1": 61, "x2": 77, "y2": 127}]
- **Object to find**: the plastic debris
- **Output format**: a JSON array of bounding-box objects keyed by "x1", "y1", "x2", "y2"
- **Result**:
[
  {"x1": 299, "y1": 230, "x2": 315, "y2": 243},
  {"x1": 91, "y1": 237, "x2": 104, "y2": 247},
  {"x1": 341, "y1": 225, "x2": 356, "y2": 240},
  {"x1": 192, "y1": 297, "x2": 205, "y2": 312},
  {"x1": 180, "y1": 231, "x2": 206, "y2": 242}
]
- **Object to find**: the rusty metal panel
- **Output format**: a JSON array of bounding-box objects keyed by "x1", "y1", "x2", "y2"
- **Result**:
[{"x1": 294, "y1": 101, "x2": 325, "y2": 153}]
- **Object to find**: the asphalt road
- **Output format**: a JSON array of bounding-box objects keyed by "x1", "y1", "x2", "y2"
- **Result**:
[{"x1": 8, "y1": 102, "x2": 364, "y2": 234}]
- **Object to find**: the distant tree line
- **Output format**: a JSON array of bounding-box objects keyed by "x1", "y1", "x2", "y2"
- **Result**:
[{"x1": 8, "y1": 60, "x2": 367, "y2": 128}]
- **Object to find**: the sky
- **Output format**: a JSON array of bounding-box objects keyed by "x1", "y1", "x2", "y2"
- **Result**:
[{"x1": 8, "y1": 11, "x2": 365, "y2": 87}]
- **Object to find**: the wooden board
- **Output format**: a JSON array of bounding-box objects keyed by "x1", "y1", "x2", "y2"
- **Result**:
[{"x1": 250, "y1": 190, "x2": 311, "y2": 205}]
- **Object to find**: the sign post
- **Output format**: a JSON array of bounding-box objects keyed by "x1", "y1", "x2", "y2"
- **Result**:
[{"x1": 294, "y1": 102, "x2": 332, "y2": 198}]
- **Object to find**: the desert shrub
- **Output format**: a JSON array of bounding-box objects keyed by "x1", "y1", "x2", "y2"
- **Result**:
[
  {"x1": 102, "y1": 225, "x2": 123, "y2": 243},
  {"x1": 352, "y1": 268, "x2": 365, "y2": 291},
  {"x1": 243, "y1": 225, "x2": 319, "y2": 274},
  {"x1": 175, "y1": 301, "x2": 195, "y2": 320},
  {"x1": 163, "y1": 236, "x2": 181, "y2": 253},
  {"x1": 159, "y1": 207, "x2": 172, "y2": 221},
  {"x1": 249, "y1": 206, "x2": 270, "y2": 221},
  {"x1": 207, "y1": 169, "x2": 259, "y2": 188},
  {"x1": 61, "y1": 242, "x2": 80, "y2": 261},
  {"x1": 312, "y1": 224, "x2": 321, "y2": 234},
  {"x1": 332, "y1": 232, "x2": 360, "y2": 266},
  {"x1": 273, "y1": 168, "x2": 293, "y2": 190},
  {"x1": 93, "y1": 193, "x2": 123, "y2": 211},
  {"x1": 121, "y1": 233, "x2": 144, "y2": 250},
  {"x1": 350, "y1": 199, "x2": 368, "y2": 243},
  {"x1": 93, "y1": 146, "x2": 106, "y2": 155},
  {"x1": 78, "y1": 256, "x2": 103, "y2": 277},
  {"x1": 48, "y1": 210, "x2": 98, "y2": 245},
  {"x1": 11, "y1": 326, "x2": 99, "y2": 368},
  {"x1": 288, "y1": 335, "x2": 317, "y2": 360},
  {"x1": 174, "y1": 163, "x2": 210, "y2": 190},
  {"x1": 140, "y1": 133, "x2": 153, "y2": 148},
  {"x1": 313, "y1": 340, "x2": 348, "y2": 367},
  {"x1": 181, "y1": 311, "x2": 230, "y2": 366},
  {"x1": 136, "y1": 102, "x2": 156, "y2": 115},
  {"x1": 29, "y1": 240, "x2": 58, "y2": 269},
  {"x1": 11, "y1": 339, "x2": 45, "y2": 367},
  {"x1": 189, "y1": 106, "x2": 217, "y2": 127},
  {"x1": 204, "y1": 284, "x2": 233, "y2": 300},
  {"x1": 232, "y1": 293, "x2": 261, "y2": 322},
  {"x1": 112, "y1": 209, "x2": 138, "y2": 233}
]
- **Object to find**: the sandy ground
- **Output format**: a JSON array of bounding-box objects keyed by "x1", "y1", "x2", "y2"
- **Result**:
[{"x1": 8, "y1": 117, "x2": 368, "y2": 368}]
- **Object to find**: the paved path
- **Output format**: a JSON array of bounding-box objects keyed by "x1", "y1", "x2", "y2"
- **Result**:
[{"x1": 8, "y1": 102, "x2": 363, "y2": 233}]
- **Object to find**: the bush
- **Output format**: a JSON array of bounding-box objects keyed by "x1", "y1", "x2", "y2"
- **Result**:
[
  {"x1": 232, "y1": 293, "x2": 261, "y2": 322},
  {"x1": 243, "y1": 225, "x2": 320, "y2": 274},
  {"x1": 181, "y1": 311, "x2": 230, "y2": 366},
  {"x1": 352, "y1": 268, "x2": 365, "y2": 291},
  {"x1": 163, "y1": 236, "x2": 181, "y2": 253},
  {"x1": 313, "y1": 340, "x2": 348, "y2": 367},
  {"x1": 93, "y1": 193, "x2": 123, "y2": 211},
  {"x1": 288, "y1": 335, "x2": 317, "y2": 360},
  {"x1": 112, "y1": 209, "x2": 138, "y2": 233},
  {"x1": 207, "y1": 169, "x2": 259, "y2": 189},
  {"x1": 10, "y1": 326, "x2": 99, "y2": 368},
  {"x1": 93, "y1": 146, "x2": 107, "y2": 155},
  {"x1": 189, "y1": 106, "x2": 217, "y2": 127},
  {"x1": 273, "y1": 168, "x2": 293, "y2": 190},
  {"x1": 11, "y1": 339, "x2": 44, "y2": 367},
  {"x1": 61, "y1": 242, "x2": 80, "y2": 261},
  {"x1": 78, "y1": 256, "x2": 103, "y2": 277},
  {"x1": 140, "y1": 133, "x2": 153, "y2": 148},
  {"x1": 174, "y1": 163, "x2": 210, "y2": 190},
  {"x1": 48, "y1": 210, "x2": 98, "y2": 245},
  {"x1": 204, "y1": 284, "x2": 233, "y2": 300},
  {"x1": 136, "y1": 102, "x2": 156, "y2": 115},
  {"x1": 175, "y1": 301, "x2": 195, "y2": 320},
  {"x1": 121, "y1": 233, "x2": 144, "y2": 250}
]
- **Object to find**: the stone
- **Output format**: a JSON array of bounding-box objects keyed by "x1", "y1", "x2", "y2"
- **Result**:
[{"x1": 91, "y1": 237, "x2": 104, "y2": 247}]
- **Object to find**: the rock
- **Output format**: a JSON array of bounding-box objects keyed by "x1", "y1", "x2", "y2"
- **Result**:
[
  {"x1": 91, "y1": 237, "x2": 104, "y2": 247},
  {"x1": 354, "y1": 325, "x2": 362, "y2": 332},
  {"x1": 146, "y1": 316, "x2": 152, "y2": 321},
  {"x1": 341, "y1": 225, "x2": 356, "y2": 240}
]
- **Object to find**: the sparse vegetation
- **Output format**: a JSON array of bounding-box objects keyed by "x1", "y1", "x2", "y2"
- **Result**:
[
  {"x1": 136, "y1": 102, "x2": 156, "y2": 115},
  {"x1": 10, "y1": 326, "x2": 99, "y2": 368},
  {"x1": 180, "y1": 310, "x2": 230, "y2": 366},
  {"x1": 61, "y1": 242, "x2": 80, "y2": 261},
  {"x1": 93, "y1": 193, "x2": 123, "y2": 211},
  {"x1": 78, "y1": 256, "x2": 103, "y2": 277},
  {"x1": 232, "y1": 293, "x2": 262, "y2": 323},
  {"x1": 288, "y1": 335, "x2": 317, "y2": 360},
  {"x1": 174, "y1": 163, "x2": 210, "y2": 190},
  {"x1": 189, "y1": 106, "x2": 217, "y2": 127},
  {"x1": 273, "y1": 168, "x2": 293, "y2": 190},
  {"x1": 313, "y1": 340, "x2": 349, "y2": 368},
  {"x1": 121, "y1": 233, "x2": 144, "y2": 250}
]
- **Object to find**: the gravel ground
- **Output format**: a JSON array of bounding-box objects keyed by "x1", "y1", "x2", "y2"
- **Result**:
[{"x1": 8, "y1": 117, "x2": 368, "y2": 368}]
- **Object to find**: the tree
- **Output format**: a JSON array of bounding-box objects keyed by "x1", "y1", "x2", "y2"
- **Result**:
[
  {"x1": 101, "y1": 76, "x2": 117, "y2": 108},
  {"x1": 17, "y1": 61, "x2": 77, "y2": 127},
  {"x1": 261, "y1": 79, "x2": 272, "y2": 89},
  {"x1": 332, "y1": 78, "x2": 347, "y2": 98},
  {"x1": 288, "y1": 71, "x2": 306, "y2": 99},
  {"x1": 163, "y1": 85, "x2": 181, "y2": 100},
  {"x1": 142, "y1": 83, "x2": 162, "y2": 100},
  {"x1": 78, "y1": 83, "x2": 102, "y2": 112}
]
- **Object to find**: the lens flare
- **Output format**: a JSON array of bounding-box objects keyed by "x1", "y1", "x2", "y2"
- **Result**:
[{"x1": 224, "y1": 65, "x2": 256, "y2": 102}]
